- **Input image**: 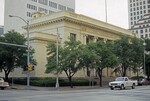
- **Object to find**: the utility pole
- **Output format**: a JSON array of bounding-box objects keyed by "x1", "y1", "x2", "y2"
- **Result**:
[{"x1": 9, "y1": 15, "x2": 30, "y2": 89}]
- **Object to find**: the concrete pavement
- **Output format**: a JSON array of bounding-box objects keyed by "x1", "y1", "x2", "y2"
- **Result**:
[{"x1": 8, "y1": 84, "x2": 108, "y2": 91}]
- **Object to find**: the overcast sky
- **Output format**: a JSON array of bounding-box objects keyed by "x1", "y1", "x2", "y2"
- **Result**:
[{"x1": 0, "y1": 0, "x2": 129, "y2": 29}]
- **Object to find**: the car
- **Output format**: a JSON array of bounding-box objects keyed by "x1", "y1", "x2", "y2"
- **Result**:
[
  {"x1": 0, "y1": 78, "x2": 9, "y2": 90},
  {"x1": 138, "y1": 78, "x2": 150, "y2": 86},
  {"x1": 109, "y1": 77, "x2": 138, "y2": 90}
]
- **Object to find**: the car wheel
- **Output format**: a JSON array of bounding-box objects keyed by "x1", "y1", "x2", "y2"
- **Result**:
[
  {"x1": 120, "y1": 84, "x2": 124, "y2": 90},
  {"x1": 132, "y1": 84, "x2": 135, "y2": 89},
  {"x1": 1, "y1": 87, "x2": 5, "y2": 90},
  {"x1": 110, "y1": 87, "x2": 114, "y2": 90}
]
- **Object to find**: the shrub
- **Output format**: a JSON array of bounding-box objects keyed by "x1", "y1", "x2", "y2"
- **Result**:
[{"x1": 10, "y1": 77, "x2": 97, "y2": 87}]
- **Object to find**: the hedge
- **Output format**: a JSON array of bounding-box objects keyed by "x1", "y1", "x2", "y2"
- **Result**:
[{"x1": 9, "y1": 77, "x2": 97, "y2": 87}]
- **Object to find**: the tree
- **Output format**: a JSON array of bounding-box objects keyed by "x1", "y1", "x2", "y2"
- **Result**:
[
  {"x1": 113, "y1": 36, "x2": 133, "y2": 77},
  {"x1": 145, "y1": 38, "x2": 150, "y2": 81},
  {"x1": 46, "y1": 38, "x2": 83, "y2": 88},
  {"x1": 95, "y1": 41, "x2": 118, "y2": 86},
  {"x1": 0, "y1": 30, "x2": 36, "y2": 81},
  {"x1": 130, "y1": 38, "x2": 144, "y2": 79},
  {"x1": 83, "y1": 40, "x2": 118, "y2": 86},
  {"x1": 80, "y1": 43, "x2": 98, "y2": 86}
]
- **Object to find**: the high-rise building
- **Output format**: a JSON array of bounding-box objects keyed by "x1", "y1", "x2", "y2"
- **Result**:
[
  {"x1": 4, "y1": 0, "x2": 75, "y2": 33},
  {"x1": 0, "y1": 26, "x2": 4, "y2": 35},
  {"x1": 128, "y1": 0, "x2": 150, "y2": 38}
]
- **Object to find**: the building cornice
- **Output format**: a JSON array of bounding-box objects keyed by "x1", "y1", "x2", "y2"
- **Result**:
[{"x1": 24, "y1": 11, "x2": 135, "y2": 37}]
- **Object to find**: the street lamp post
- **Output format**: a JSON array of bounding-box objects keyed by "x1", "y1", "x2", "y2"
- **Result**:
[
  {"x1": 9, "y1": 15, "x2": 30, "y2": 88},
  {"x1": 105, "y1": 0, "x2": 108, "y2": 23},
  {"x1": 56, "y1": 28, "x2": 59, "y2": 88},
  {"x1": 143, "y1": 40, "x2": 146, "y2": 75}
]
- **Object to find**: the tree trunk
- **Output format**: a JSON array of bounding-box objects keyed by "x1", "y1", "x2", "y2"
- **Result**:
[
  {"x1": 97, "y1": 68, "x2": 102, "y2": 87},
  {"x1": 147, "y1": 76, "x2": 150, "y2": 81},
  {"x1": 137, "y1": 70, "x2": 139, "y2": 81},
  {"x1": 4, "y1": 71, "x2": 9, "y2": 82},
  {"x1": 68, "y1": 76, "x2": 73, "y2": 88},
  {"x1": 99, "y1": 74, "x2": 102, "y2": 87},
  {"x1": 122, "y1": 67, "x2": 127, "y2": 77}
]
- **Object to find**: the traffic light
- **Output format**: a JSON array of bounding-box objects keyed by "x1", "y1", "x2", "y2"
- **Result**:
[{"x1": 27, "y1": 64, "x2": 35, "y2": 71}]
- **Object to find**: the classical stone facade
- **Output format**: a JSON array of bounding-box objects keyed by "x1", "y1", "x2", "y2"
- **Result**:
[
  {"x1": 0, "y1": 11, "x2": 135, "y2": 78},
  {"x1": 23, "y1": 11, "x2": 136, "y2": 78}
]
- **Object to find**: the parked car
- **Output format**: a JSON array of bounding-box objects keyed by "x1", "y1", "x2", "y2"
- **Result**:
[
  {"x1": 109, "y1": 77, "x2": 138, "y2": 90},
  {"x1": 138, "y1": 78, "x2": 150, "y2": 86},
  {"x1": 0, "y1": 78, "x2": 9, "y2": 90}
]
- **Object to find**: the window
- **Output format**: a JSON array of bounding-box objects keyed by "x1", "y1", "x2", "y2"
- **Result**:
[
  {"x1": 145, "y1": 34, "x2": 148, "y2": 38},
  {"x1": 140, "y1": 29, "x2": 143, "y2": 33},
  {"x1": 141, "y1": 35, "x2": 143, "y2": 38},
  {"x1": 134, "y1": 17, "x2": 136, "y2": 20},
  {"x1": 134, "y1": 12, "x2": 136, "y2": 15},
  {"x1": 38, "y1": 0, "x2": 48, "y2": 5},
  {"x1": 38, "y1": 7, "x2": 48, "y2": 13},
  {"x1": 49, "y1": 1, "x2": 57, "y2": 8},
  {"x1": 49, "y1": 10, "x2": 55, "y2": 14},
  {"x1": 145, "y1": 29, "x2": 147, "y2": 32},
  {"x1": 130, "y1": 0, "x2": 132, "y2": 3},
  {"x1": 27, "y1": 4, "x2": 37, "y2": 11},
  {"x1": 70, "y1": 33, "x2": 76, "y2": 41},
  {"x1": 58, "y1": 4, "x2": 66, "y2": 11},
  {"x1": 27, "y1": 12, "x2": 32, "y2": 17},
  {"x1": 67, "y1": 7, "x2": 74, "y2": 12},
  {"x1": 30, "y1": 0, "x2": 37, "y2": 2},
  {"x1": 86, "y1": 35, "x2": 94, "y2": 44}
]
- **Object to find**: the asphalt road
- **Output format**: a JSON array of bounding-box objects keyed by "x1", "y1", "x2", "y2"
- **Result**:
[{"x1": 0, "y1": 86, "x2": 150, "y2": 101}]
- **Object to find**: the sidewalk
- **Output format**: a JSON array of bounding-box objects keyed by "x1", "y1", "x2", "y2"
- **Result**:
[{"x1": 9, "y1": 84, "x2": 108, "y2": 91}]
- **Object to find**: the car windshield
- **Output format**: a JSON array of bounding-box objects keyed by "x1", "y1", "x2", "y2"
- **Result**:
[{"x1": 115, "y1": 77, "x2": 125, "y2": 81}]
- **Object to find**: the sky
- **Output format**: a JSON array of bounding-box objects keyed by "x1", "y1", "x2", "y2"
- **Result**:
[{"x1": 0, "y1": 0, "x2": 129, "y2": 29}]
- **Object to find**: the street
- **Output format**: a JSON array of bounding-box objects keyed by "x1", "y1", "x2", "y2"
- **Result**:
[{"x1": 0, "y1": 86, "x2": 150, "y2": 101}]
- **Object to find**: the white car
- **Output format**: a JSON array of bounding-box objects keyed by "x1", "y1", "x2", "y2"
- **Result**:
[
  {"x1": 0, "y1": 78, "x2": 9, "y2": 90},
  {"x1": 109, "y1": 77, "x2": 137, "y2": 90}
]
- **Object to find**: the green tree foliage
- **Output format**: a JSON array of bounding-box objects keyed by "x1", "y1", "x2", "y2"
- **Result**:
[
  {"x1": 82, "y1": 40, "x2": 118, "y2": 86},
  {"x1": 46, "y1": 38, "x2": 83, "y2": 88},
  {"x1": 94, "y1": 41, "x2": 118, "y2": 86},
  {"x1": 130, "y1": 38, "x2": 144, "y2": 76},
  {"x1": 113, "y1": 36, "x2": 144, "y2": 77},
  {"x1": 0, "y1": 30, "x2": 36, "y2": 81},
  {"x1": 145, "y1": 38, "x2": 150, "y2": 80},
  {"x1": 113, "y1": 36, "x2": 133, "y2": 77}
]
